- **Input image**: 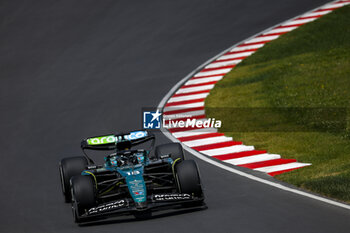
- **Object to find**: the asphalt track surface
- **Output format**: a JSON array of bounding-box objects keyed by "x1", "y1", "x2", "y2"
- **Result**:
[{"x1": 1, "y1": 0, "x2": 350, "y2": 232}]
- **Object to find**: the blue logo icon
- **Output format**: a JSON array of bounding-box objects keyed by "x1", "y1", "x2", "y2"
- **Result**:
[
  {"x1": 143, "y1": 110, "x2": 162, "y2": 129},
  {"x1": 125, "y1": 131, "x2": 148, "y2": 140}
]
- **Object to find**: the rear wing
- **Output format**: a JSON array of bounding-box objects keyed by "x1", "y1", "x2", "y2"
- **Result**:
[{"x1": 81, "y1": 130, "x2": 155, "y2": 150}]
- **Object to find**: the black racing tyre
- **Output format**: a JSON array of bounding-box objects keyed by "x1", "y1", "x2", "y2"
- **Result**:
[
  {"x1": 155, "y1": 142, "x2": 185, "y2": 161},
  {"x1": 59, "y1": 156, "x2": 88, "y2": 203},
  {"x1": 70, "y1": 175, "x2": 96, "y2": 222},
  {"x1": 175, "y1": 160, "x2": 202, "y2": 197}
]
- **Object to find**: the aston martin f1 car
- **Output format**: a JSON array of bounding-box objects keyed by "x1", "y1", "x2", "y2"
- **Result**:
[{"x1": 59, "y1": 130, "x2": 205, "y2": 223}]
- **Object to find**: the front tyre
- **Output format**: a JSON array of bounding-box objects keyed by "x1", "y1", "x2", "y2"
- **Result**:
[
  {"x1": 70, "y1": 175, "x2": 96, "y2": 223},
  {"x1": 175, "y1": 160, "x2": 202, "y2": 197},
  {"x1": 59, "y1": 156, "x2": 88, "y2": 202}
]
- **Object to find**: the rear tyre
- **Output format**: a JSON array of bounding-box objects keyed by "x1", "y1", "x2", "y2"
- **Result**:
[
  {"x1": 175, "y1": 160, "x2": 202, "y2": 197},
  {"x1": 155, "y1": 143, "x2": 185, "y2": 161},
  {"x1": 59, "y1": 156, "x2": 88, "y2": 202},
  {"x1": 71, "y1": 175, "x2": 96, "y2": 223}
]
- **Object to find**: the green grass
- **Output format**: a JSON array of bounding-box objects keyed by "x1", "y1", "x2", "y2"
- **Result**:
[{"x1": 205, "y1": 5, "x2": 350, "y2": 202}]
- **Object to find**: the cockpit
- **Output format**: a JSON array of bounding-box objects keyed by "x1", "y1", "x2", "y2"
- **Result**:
[{"x1": 107, "y1": 150, "x2": 146, "y2": 168}]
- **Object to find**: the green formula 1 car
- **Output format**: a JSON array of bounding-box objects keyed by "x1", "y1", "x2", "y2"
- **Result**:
[{"x1": 59, "y1": 130, "x2": 205, "y2": 223}]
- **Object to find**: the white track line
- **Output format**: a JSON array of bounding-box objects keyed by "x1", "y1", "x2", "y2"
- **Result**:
[
  {"x1": 167, "y1": 93, "x2": 209, "y2": 103},
  {"x1": 225, "y1": 153, "x2": 280, "y2": 166},
  {"x1": 300, "y1": 10, "x2": 331, "y2": 17},
  {"x1": 183, "y1": 136, "x2": 233, "y2": 147},
  {"x1": 282, "y1": 18, "x2": 317, "y2": 26},
  {"x1": 171, "y1": 128, "x2": 218, "y2": 138},
  {"x1": 175, "y1": 84, "x2": 215, "y2": 94},
  {"x1": 165, "y1": 100, "x2": 204, "y2": 107},
  {"x1": 163, "y1": 102, "x2": 204, "y2": 112},
  {"x1": 230, "y1": 43, "x2": 264, "y2": 52},
  {"x1": 163, "y1": 107, "x2": 204, "y2": 115},
  {"x1": 194, "y1": 68, "x2": 232, "y2": 77},
  {"x1": 201, "y1": 145, "x2": 255, "y2": 156},
  {"x1": 263, "y1": 26, "x2": 298, "y2": 35},
  {"x1": 244, "y1": 35, "x2": 280, "y2": 44},
  {"x1": 158, "y1": 0, "x2": 350, "y2": 210},
  {"x1": 254, "y1": 162, "x2": 312, "y2": 173},
  {"x1": 218, "y1": 51, "x2": 255, "y2": 60},
  {"x1": 205, "y1": 59, "x2": 242, "y2": 69},
  {"x1": 321, "y1": 2, "x2": 349, "y2": 8},
  {"x1": 185, "y1": 76, "x2": 223, "y2": 85}
]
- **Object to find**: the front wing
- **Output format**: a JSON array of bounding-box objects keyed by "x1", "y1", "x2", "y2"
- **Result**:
[{"x1": 77, "y1": 193, "x2": 205, "y2": 222}]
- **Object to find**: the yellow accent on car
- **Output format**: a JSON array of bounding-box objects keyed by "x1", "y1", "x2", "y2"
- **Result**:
[
  {"x1": 84, "y1": 171, "x2": 97, "y2": 189},
  {"x1": 172, "y1": 158, "x2": 181, "y2": 176},
  {"x1": 99, "y1": 182, "x2": 123, "y2": 196}
]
